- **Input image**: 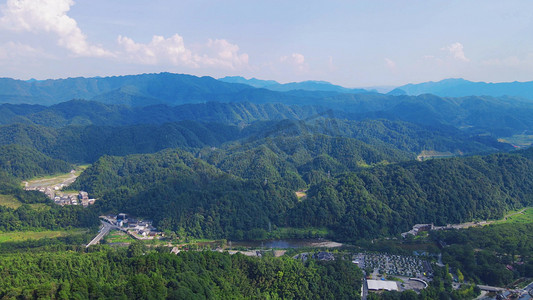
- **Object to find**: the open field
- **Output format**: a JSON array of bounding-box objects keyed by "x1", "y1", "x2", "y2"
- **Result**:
[
  {"x1": 0, "y1": 194, "x2": 49, "y2": 211},
  {"x1": 268, "y1": 227, "x2": 329, "y2": 239},
  {"x1": 0, "y1": 229, "x2": 86, "y2": 243},
  {"x1": 104, "y1": 229, "x2": 135, "y2": 244},
  {"x1": 295, "y1": 190, "x2": 307, "y2": 200},
  {"x1": 0, "y1": 194, "x2": 21, "y2": 209},
  {"x1": 23, "y1": 164, "x2": 90, "y2": 190},
  {"x1": 493, "y1": 207, "x2": 533, "y2": 224},
  {"x1": 417, "y1": 150, "x2": 455, "y2": 161},
  {"x1": 498, "y1": 134, "x2": 533, "y2": 148}
]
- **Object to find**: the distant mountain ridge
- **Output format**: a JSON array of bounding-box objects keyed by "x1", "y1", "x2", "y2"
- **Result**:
[
  {"x1": 219, "y1": 76, "x2": 373, "y2": 94},
  {"x1": 390, "y1": 78, "x2": 533, "y2": 100},
  {"x1": 0, "y1": 73, "x2": 254, "y2": 106}
]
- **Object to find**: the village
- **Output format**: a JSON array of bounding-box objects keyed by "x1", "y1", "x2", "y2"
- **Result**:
[
  {"x1": 101, "y1": 213, "x2": 163, "y2": 239},
  {"x1": 25, "y1": 185, "x2": 96, "y2": 207},
  {"x1": 23, "y1": 168, "x2": 97, "y2": 207}
]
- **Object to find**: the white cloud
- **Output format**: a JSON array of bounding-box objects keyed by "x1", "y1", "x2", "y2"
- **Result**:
[
  {"x1": 117, "y1": 35, "x2": 248, "y2": 70},
  {"x1": 0, "y1": 0, "x2": 111, "y2": 57},
  {"x1": 385, "y1": 58, "x2": 396, "y2": 70},
  {"x1": 0, "y1": 0, "x2": 249, "y2": 71},
  {"x1": 443, "y1": 42, "x2": 469, "y2": 62},
  {"x1": 118, "y1": 34, "x2": 195, "y2": 66},
  {"x1": 199, "y1": 39, "x2": 249, "y2": 69},
  {"x1": 281, "y1": 53, "x2": 305, "y2": 64},
  {"x1": 280, "y1": 53, "x2": 307, "y2": 71},
  {"x1": 0, "y1": 41, "x2": 43, "y2": 60},
  {"x1": 117, "y1": 34, "x2": 248, "y2": 70}
]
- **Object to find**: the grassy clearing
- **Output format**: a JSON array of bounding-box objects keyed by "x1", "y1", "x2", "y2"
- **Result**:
[
  {"x1": 295, "y1": 190, "x2": 307, "y2": 200},
  {"x1": 0, "y1": 195, "x2": 50, "y2": 211},
  {"x1": 0, "y1": 194, "x2": 22, "y2": 209},
  {"x1": 268, "y1": 227, "x2": 329, "y2": 239},
  {"x1": 29, "y1": 203, "x2": 50, "y2": 211},
  {"x1": 417, "y1": 150, "x2": 455, "y2": 161},
  {"x1": 104, "y1": 229, "x2": 135, "y2": 244},
  {"x1": 494, "y1": 207, "x2": 533, "y2": 224},
  {"x1": 498, "y1": 134, "x2": 533, "y2": 148},
  {"x1": 24, "y1": 164, "x2": 90, "y2": 189},
  {"x1": 0, "y1": 229, "x2": 86, "y2": 243}
]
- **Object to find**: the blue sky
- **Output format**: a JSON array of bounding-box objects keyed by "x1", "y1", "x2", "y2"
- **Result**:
[{"x1": 0, "y1": 0, "x2": 532, "y2": 87}]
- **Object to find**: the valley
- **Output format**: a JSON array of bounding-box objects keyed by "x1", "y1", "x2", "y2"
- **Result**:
[{"x1": 0, "y1": 73, "x2": 532, "y2": 299}]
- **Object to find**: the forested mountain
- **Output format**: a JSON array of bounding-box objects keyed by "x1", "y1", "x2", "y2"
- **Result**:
[
  {"x1": 291, "y1": 152, "x2": 533, "y2": 240},
  {"x1": 69, "y1": 149, "x2": 298, "y2": 239},
  {"x1": 390, "y1": 78, "x2": 533, "y2": 100},
  {"x1": 0, "y1": 144, "x2": 71, "y2": 179},
  {"x1": 1, "y1": 72, "x2": 532, "y2": 248},
  {"x1": 201, "y1": 133, "x2": 411, "y2": 187},
  {"x1": 69, "y1": 145, "x2": 533, "y2": 240},
  {"x1": 0, "y1": 100, "x2": 321, "y2": 127},
  {"x1": 0, "y1": 117, "x2": 503, "y2": 166},
  {"x1": 1, "y1": 73, "x2": 533, "y2": 138},
  {"x1": 0, "y1": 73, "x2": 253, "y2": 106},
  {"x1": 219, "y1": 76, "x2": 372, "y2": 93}
]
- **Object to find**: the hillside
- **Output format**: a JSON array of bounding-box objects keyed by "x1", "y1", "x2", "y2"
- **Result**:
[
  {"x1": 69, "y1": 145, "x2": 533, "y2": 240},
  {"x1": 291, "y1": 152, "x2": 533, "y2": 240},
  {"x1": 1, "y1": 73, "x2": 533, "y2": 138},
  {"x1": 219, "y1": 76, "x2": 372, "y2": 93},
  {"x1": 0, "y1": 73, "x2": 252, "y2": 106},
  {"x1": 390, "y1": 78, "x2": 533, "y2": 100}
]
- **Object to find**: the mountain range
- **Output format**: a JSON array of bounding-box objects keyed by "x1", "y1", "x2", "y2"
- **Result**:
[
  {"x1": 219, "y1": 76, "x2": 373, "y2": 94},
  {"x1": 390, "y1": 78, "x2": 533, "y2": 100}
]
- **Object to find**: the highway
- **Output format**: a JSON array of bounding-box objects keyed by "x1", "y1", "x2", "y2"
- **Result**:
[{"x1": 86, "y1": 221, "x2": 114, "y2": 247}]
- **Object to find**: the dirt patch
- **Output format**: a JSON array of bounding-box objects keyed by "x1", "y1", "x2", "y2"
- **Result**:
[
  {"x1": 295, "y1": 190, "x2": 307, "y2": 200},
  {"x1": 310, "y1": 241, "x2": 343, "y2": 248}
]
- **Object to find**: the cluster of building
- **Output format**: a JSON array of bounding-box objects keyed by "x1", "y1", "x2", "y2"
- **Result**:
[
  {"x1": 54, "y1": 191, "x2": 96, "y2": 207},
  {"x1": 104, "y1": 213, "x2": 162, "y2": 239},
  {"x1": 294, "y1": 251, "x2": 335, "y2": 262},
  {"x1": 402, "y1": 222, "x2": 491, "y2": 238},
  {"x1": 26, "y1": 184, "x2": 96, "y2": 207},
  {"x1": 355, "y1": 252, "x2": 433, "y2": 279},
  {"x1": 401, "y1": 223, "x2": 434, "y2": 238}
]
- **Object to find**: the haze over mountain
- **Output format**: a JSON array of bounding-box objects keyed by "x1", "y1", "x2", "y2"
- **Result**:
[
  {"x1": 390, "y1": 78, "x2": 533, "y2": 100},
  {"x1": 2, "y1": 73, "x2": 533, "y2": 139},
  {"x1": 0, "y1": 73, "x2": 253, "y2": 106},
  {"x1": 219, "y1": 76, "x2": 373, "y2": 94}
]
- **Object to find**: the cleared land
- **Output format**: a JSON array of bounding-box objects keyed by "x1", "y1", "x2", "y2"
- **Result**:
[
  {"x1": 23, "y1": 165, "x2": 89, "y2": 190},
  {"x1": 493, "y1": 207, "x2": 533, "y2": 224},
  {"x1": 0, "y1": 194, "x2": 49, "y2": 211},
  {"x1": 417, "y1": 150, "x2": 455, "y2": 161},
  {"x1": 498, "y1": 134, "x2": 533, "y2": 148},
  {"x1": 0, "y1": 194, "x2": 21, "y2": 209},
  {"x1": 0, "y1": 229, "x2": 86, "y2": 243},
  {"x1": 104, "y1": 229, "x2": 135, "y2": 244},
  {"x1": 295, "y1": 190, "x2": 307, "y2": 200}
]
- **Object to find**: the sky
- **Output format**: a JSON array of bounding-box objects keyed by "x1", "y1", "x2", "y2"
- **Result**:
[{"x1": 0, "y1": 0, "x2": 532, "y2": 87}]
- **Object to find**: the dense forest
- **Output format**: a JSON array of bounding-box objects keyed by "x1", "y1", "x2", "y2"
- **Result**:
[
  {"x1": 0, "y1": 247, "x2": 362, "y2": 299},
  {"x1": 0, "y1": 144, "x2": 71, "y2": 179},
  {"x1": 292, "y1": 152, "x2": 533, "y2": 239},
  {"x1": 1, "y1": 72, "x2": 533, "y2": 298},
  {"x1": 69, "y1": 147, "x2": 533, "y2": 240},
  {"x1": 432, "y1": 223, "x2": 533, "y2": 286}
]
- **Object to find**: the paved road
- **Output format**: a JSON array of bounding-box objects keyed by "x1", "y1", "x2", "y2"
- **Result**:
[
  {"x1": 362, "y1": 278, "x2": 368, "y2": 300},
  {"x1": 477, "y1": 285, "x2": 506, "y2": 292},
  {"x1": 86, "y1": 221, "x2": 114, "y2": 248}
]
